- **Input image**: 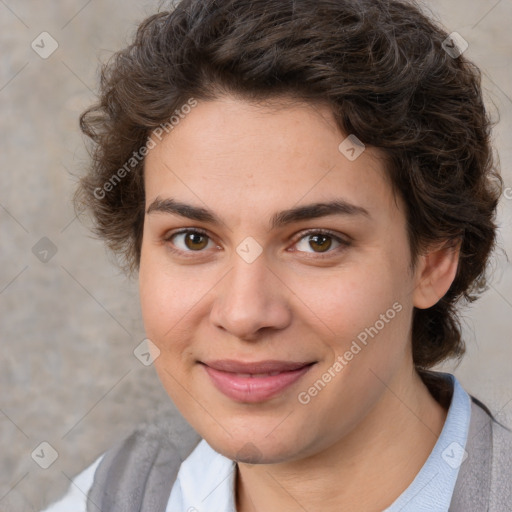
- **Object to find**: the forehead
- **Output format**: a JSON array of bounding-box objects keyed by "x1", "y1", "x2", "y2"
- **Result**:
[{"x1": 143, "y1": 96, "x2": 400, "y2": 225}]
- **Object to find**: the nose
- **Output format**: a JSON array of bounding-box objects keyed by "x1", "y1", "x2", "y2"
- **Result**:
[{"x1": 209, "y1": 251, "x2": 292, "y2": 341}]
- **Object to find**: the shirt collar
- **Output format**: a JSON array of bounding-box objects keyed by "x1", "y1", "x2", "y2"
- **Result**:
[{"x1": 384, "y1": 372, "x2": 471, "y2": 511}]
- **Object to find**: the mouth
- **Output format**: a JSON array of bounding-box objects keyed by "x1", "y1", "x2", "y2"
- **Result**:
[{"x1": 200, "y1": 359, "x2": 316, "y2": 403}]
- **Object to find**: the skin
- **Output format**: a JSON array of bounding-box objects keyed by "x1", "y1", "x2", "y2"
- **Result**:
[{"x1": 139, "y1": 96, "x2": 460, "y2": 511}]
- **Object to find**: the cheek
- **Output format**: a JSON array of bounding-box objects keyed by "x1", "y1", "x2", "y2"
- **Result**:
[
  {"x1": 293, "y1": 259, "x2": 413, "y2": 391},
  {"x1": 138, "y1": 245, "x2": 215, "y2": 390},
  {"x1": 296, "y1": 265, "x2": 406, "y2": 339},
  {"x1": 139, "y1": 246, "x2": 187, "y2": 349},
  {"x1": 138, "y1": 253, "x2": 197, "y2": 405},
  {"x1": 139, "y1": 242, "x2": 194, "y2": 334}
]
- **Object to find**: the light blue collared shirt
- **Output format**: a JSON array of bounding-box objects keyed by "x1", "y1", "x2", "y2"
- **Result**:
[{"x1": 168, "y1": 372, "x2": 471, "y2": 512}]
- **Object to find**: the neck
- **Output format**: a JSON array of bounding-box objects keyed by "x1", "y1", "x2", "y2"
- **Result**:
[{"x1": 236, "y1": 368, "x2": 448, "y2": 512}]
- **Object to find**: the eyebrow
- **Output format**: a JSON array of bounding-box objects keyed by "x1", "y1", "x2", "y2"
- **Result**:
[{"x1": 146, "y1": 197, "x2": 370, "y2": 230}]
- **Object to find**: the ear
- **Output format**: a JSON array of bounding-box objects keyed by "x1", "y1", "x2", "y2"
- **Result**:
[{"x1": 412, "y1": 239, "x2": 461, "y2": 309}]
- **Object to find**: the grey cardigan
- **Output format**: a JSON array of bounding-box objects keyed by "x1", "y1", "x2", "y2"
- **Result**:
[{"x1": 86, "y1": 374, "x2": 512, "y2": 511}]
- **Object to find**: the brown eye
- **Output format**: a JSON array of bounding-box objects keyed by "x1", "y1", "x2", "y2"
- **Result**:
[
  {"x1": 308, "y1": 234, "x2": 333, "y2": 253},
  {"x1": 293, "y1": 230, "x2": 349, "y2": 256},
  {"x1": 183, "y1": 232, "x2": 209, "y2": 250},
  {"x1": 166, "y1": 229, "x2": 214, "y2": 253}
]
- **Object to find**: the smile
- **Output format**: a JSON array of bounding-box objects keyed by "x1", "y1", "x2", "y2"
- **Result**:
[{"x1": 200, "y1": 359, "x2": 316, "y2": 403}]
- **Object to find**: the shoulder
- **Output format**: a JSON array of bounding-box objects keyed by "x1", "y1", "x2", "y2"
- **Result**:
[
  {"x1": 87, "y1": 407, "x2": 202, "y2": 511},
  {"x1": 469, "y1": 396, "x2": 512, "y2": 509},
  {"x1": 40, "y1": 454, "x2": 104, "y2": 511},
  {"x1": 40, "y1": 407, "x2": 201, "y2": 512},
  {"x1": 449, "y1": 392, "x2": 512, "y2": 512},
  {"x1": 487, "y1": 404, "x2": 512, "y2": 509},
  {"x1": 470, "y1": 395, "x2": 512, "y2": 457}
]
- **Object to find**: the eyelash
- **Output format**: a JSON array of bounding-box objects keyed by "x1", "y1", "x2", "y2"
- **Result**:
[{"x1": 163, "y1": 228, "x2": 351, "y2": 259}]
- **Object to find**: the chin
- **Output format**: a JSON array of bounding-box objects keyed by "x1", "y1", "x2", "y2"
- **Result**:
[{"x1": 202, "y1": 428, "x2": 308, "y2": 465}]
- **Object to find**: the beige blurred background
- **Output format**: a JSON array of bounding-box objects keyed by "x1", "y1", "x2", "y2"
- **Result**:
[{"x1": 0, "y1": 1, "x2": 511, "y2": 510}]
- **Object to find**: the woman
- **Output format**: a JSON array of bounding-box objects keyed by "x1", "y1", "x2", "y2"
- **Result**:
[{"x1": 43, "y1": 0, "x2": 512, "y2": 510}]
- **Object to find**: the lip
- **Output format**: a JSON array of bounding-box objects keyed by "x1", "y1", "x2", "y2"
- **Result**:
[
  {"x1": 200, "y1": 359, "x2": 315, "y2": 403},
  {"x1": 203, "y1": 359, "x2": 314, "y2": 373}
]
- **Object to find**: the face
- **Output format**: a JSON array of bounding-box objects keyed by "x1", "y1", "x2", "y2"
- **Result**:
[{"x1": 139, "y1": 96, "x2": 420, "y2": 464}]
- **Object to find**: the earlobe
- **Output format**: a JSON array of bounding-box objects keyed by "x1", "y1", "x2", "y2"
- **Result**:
[{"x1": 413, "y1": 240, "x2": 461, "y2": 309}]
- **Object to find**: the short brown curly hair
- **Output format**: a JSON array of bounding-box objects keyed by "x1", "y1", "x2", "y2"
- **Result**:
[{"x1": 76, "y1": 0, "x2": 502, "y2": 371}]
